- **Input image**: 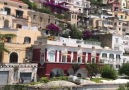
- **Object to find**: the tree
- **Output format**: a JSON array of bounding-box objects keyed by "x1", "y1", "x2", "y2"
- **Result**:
[
  {"x1": 101, "y1": 65, "x2": 117, "y2": 79},
  {"x1": 119, "y1": 63, "x2": 129, "y2": 76},
  {"x1": 86, "y1": 63, "x2": 100, "y2": 78},
  {"x1": 69, "y1": 24, "x2": 82, "y2": 39},
  {"x1": 0, "y1": 33, "x2": 16, "y2": 53},
  {"x1": 72, "y1": 64, "x2": 80, "y2": 75}
]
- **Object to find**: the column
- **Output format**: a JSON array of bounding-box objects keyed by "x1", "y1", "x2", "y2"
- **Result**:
[
  {"x1": 85, "y1": 53, "x2": 88, "y2": 63},
  {"x1": 55, "y1": 50, "x2": 57, "y2": 62},
  {"x1": 57, "y1": 50, "x2": 59, "y2": 62},
  {"x1": 71, "y1": 51, "x2": 73, "y2": 62},
  {"x1": 45, "y1": 48, "x2": 47, "y2": 61}
]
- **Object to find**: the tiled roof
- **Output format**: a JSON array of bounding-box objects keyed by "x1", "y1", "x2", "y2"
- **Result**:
[{"x1": 10, "y1": 0, "x2": 26, "y2": 4}]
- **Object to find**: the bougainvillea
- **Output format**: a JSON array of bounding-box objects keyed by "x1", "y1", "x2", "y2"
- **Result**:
[
  {"x1": 83, "y1": 30, "x2": 92, "y2": 39},
  {"x1": 46, "y1": 23, "x2": 60, "y2": 32}
]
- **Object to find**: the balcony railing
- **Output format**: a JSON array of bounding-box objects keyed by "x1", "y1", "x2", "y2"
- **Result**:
[{"x1": 0, "y1": 63, "x2": 38, "y2": 68}]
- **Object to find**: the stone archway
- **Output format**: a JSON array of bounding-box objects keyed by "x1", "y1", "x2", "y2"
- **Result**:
[
  {"x1": 67, "y1": 68, "x2": 74, "y2": 76},
  {"x1": 50, "y1": 68, "x2": 64, "y2": 78},
  {"x1": 4, "y1": 20, "x2": 9, "y2": 28},
  {"x1": 75, "y1": 68, "x2": 87, "y2": 78},
  {"x1": 10, "y1": 52, "x2": 18, "y2": 63}
]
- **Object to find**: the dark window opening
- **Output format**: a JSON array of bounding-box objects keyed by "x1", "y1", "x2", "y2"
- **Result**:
[
  {"x1": 19, "y1": 6, "x2": 22, "y2": 8},
  {"x1": 77, "y1": 73, "x2": 81, "y2": 77},
  {"x1": 4, "y1": 7, "x2": 10, "y2": 15},
  {"x1": 24, "y1": 37, "x2": 31, "y2": 44},
  {"x1": 5, "y1": 37, "x2": 11, "y2": 43},
  {"x1": 78, "y1": 57, "x2": 81, "y2": 62},
  {"x1": 4, "y1": 2, "x2": 7, "y2": 5},
  {"x1": 10, "y1": 52, "x2": 18, "y2": 63},
  {"x1": 16, "y1": 24, "x2": 22, "y2": 28},
  {"x1": 16, "y1": 10, "x2": 23, "y2": 18}
]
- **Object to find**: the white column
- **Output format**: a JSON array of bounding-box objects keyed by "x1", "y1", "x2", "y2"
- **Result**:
[
  {"x1": 57, "y1": 50, "x2": 59, "y2": 62},
  {"x1": 85, "y1": 53, "x2": 88, "y2": 63},
  {"x1": 71, "y1": 51, "x2": 73, "y2": 62}
]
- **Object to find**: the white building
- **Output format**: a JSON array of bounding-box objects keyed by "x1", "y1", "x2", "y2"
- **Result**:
[{"x1": 33, "y1": 36, "x2": 122, "y2": 78}]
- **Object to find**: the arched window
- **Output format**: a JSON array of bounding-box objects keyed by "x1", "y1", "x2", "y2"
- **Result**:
[
  {"x1": 109, "y1": 54, "x2": 114, "y2": 59},
  {"x1": 62, "y1": 55, "x2": 66, "y2": 62},
  {"x1": 10, "y1": 52, "x2": 18, "y2": 63},
  {"x1": 102, "y1": 53, "x2": 107, "y2": 58},
  {"x1": 24, "y1": 37, "x2": 31, "y2": 44},
  {"x1": 4, "y1": 20, "x2": 9, "y2": 28},
  {"x1": 49, "y1": 50, "x2": 55, "y2": 62}
]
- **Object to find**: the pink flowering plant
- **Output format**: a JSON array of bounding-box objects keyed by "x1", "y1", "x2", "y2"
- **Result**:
[{"x1": 46, "y1": 23, "x2": 60, "y2": 35}]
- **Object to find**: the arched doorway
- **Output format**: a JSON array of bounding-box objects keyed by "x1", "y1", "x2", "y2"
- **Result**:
[
  {"x1": 10, "y1": 52, "x2": 18, "y2": 63},
  {"x1": 75, "y1": 68, "x2": 87, "y2": 78},
  {"x1": 67, "y1": 68, "x2": 74, "y2": 76},
  {"x1": 50, "y1": 68, "x2": 64, "y2": 78},
  {"x1": 4, "y1": 20, "x2": 9, "y2": 28}
]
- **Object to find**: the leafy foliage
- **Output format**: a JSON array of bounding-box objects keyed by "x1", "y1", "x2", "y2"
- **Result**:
[
  {"x1": 101, "y1": 65, "x2": 117, "y2": 79},
  {"x1": 119, "y1": 63, "x2": 129, "y2": 76},
  {"x1": 83, "y1": 30, "x2": 92, "y2": 40},
  {"x1": 117, "y1": 82, "x2": 129, "y2": 90},
  {"x1": 22, "y1": 0, "x2": 37, "y2": 10},
  {"x1": 86, "y1": 63, "x2": 100, "y2": 78},
  {"x1": 39, "y1": 77, "x2": 49, "y2": 83},
  {"x1": 46, "y1": 23, "x2": 60, "y2": 32},
  {"x1": 72, "y1": 64, "x2": 80, "y2": 74},
  {"x1": 0, "y1": 34, "x2": 16, "y2": 53},
  {"x1": 4, "y1": 85, "x2": 27, "y2": 90},
  {"x1": 50, "y1": 76, "x2": 68, "y2": 81}
]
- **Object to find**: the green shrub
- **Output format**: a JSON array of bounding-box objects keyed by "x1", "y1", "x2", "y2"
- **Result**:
[
  {"x1": 39, "y1": 77, "x2": 49, "y2": 83},
  {"x1": 119, "y1": 63, "x2": 129, "y2": 76},
  {"x1": 50, "y1": 76, "x2": 68, "y2": 81},
  {"x1": 101, "y1": 65, "x2": 117, "y2": 79}
]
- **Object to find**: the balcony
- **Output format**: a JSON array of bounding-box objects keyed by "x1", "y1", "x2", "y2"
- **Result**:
[{"x1": 0, "y1": 63, "x2": 37, "y2": 68}]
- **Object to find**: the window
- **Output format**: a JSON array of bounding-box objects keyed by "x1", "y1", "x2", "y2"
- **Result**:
[
  {"x1": 121, "y1": 15, "x2": 123, "y2": 19},
  {"x1": 72, "y1": 15, "x2": 74, "y2": 19},
  {"x1": 4, "y1": 7, "x2": 10, "y2": 15},
  {"x1": 4, "y1": 2, "x2": 7, "y2": 5},
  {"x1": 123, "y1": 3, "x2": 125, "y2": 6},
  {"x1": 24, "y1": 37, "x2": 31, "y2": 44},
  {"x1": 116, "y1": 54, "x2": 120, "y2": 59},
  {"x1": 19, "y1": 6, "x2": 22, "y2": 8},
  {"x1": 5, "y1": 37, "x2": 11, "y2": 43},
  {"x1": 10, "y1": 52, "x2": 18, "y2": 63},
  {"x1": 49, "y1": 51, "x2": 55, "y2": 62},
  {"x1": 16, "y1": 10, "x2": 23, "y2": 18},
  {"x1": 109, "y1": 54, "x2": 114, "y2": 59},
  {"x1": 92, "y1": 57, "x2": 96, "y2": 63},
  {"x1": 116, "y1": 65, "x2": 120, "y2": 68},
  {"x1": 78, "y1": 57, "x2": 81, "y2": 63},
  {"x1": 115, "y1": 14, "x2": 117, "y2": 17},
  {"x1": 62, "y1": 55, "x2": 66, "y2": 62},
  {"x1": 16, "y1": 24, "x2": 22, "y2": 28},
  {"x1": 119, "y1": 22, "x2": 121, "y2": 25},
  {"x1": 102, "y1": 53, "x2": 107, "y2": 57},
  {"x1": 119, "y1": 28, "x2": 121, "y2": 31}
]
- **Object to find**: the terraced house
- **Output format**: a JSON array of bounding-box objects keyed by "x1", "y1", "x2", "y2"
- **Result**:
[{"x1": 0, "y1": 0, "x2": 41, "y2": 84}]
